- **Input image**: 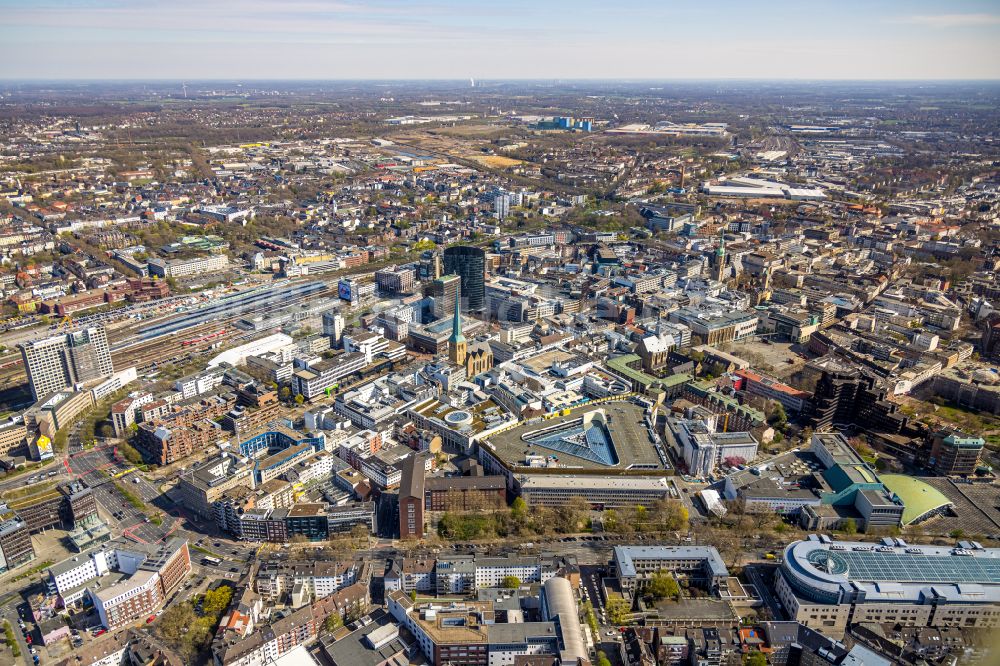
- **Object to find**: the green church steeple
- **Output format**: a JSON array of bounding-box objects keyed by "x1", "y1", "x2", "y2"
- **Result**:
[{"x1": 449, "y1": 295, "x2": 465, "y2": 344}]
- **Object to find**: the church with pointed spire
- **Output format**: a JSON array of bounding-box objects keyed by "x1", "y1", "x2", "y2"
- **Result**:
[
  {"x1": 448, "y1": 296, "x2": 467, "y2": 366},
  {"x1": 449, "y1": 295, "x2": 493, "y2": 376},
  {"x1": 713, "y1": 228, "x2": 727, "y2": 283}
]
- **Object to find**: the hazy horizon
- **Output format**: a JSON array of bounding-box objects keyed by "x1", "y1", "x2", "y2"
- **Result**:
[
  {"x1": 2, "y1": 78, "x2": 1000, "y2": 84},
  {"x1": 2, "y1": 0, "x2": 999, "y2": 81}
]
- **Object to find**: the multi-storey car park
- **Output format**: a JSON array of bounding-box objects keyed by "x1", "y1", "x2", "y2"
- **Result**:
[{"x1": 775, "y1": 534, "x2": 1000, "y2": 638}]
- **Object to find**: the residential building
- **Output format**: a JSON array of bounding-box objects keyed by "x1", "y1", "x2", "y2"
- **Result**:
[{"x1": 928, "y1": 429, "x2": 984, "y2": 476}]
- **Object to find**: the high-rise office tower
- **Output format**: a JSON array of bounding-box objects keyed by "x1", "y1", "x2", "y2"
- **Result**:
[
  {"x1": 443, "y1": 246, "x2": 486, "y2": 313},
  {"x1": 429, "y1": 274, "x2": 461, "y2": 321},
  {"x1": 810, "y1": 365, "x2": 907, "y2": 434},
  {"x1": 19, "y1": 326, "x2": 113, "y2": 400},
  {"x1": 322, "y1": 311, "x2": 345, "y2": 347}
]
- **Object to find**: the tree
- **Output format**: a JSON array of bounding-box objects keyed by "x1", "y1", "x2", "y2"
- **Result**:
[
  {"x1": 840, "y1": 518, "x2": 858, "y2": 536},
  {"x1": 581, "y1": 600, "x2": 599, "y2": 637},
  {"x1": 501, "y1": 575, "x2": 521, "y2": 589},
  {"x1": 646, "y1": 572, "x2": 680, "y2": 600},
  {"x1": 119, "y1": 441, "x2": 144, "y2": 466},
  {"x1": 597, "y1": 652, "x2": 612, "y2": 666},
  {"x1": 279, "y1": 387, "x2": 291, "y2": 400},
  {"x1": 511, "y1": 497, "x2": 528, "y2": 520},
  {"x1": 350, "y1": 524, "x2": 369, "y2": 544},
  {"x1": 767, "y1": 402, "x2": 787, "y2": 429},
  {"x1": 653, "y1": 498, "x2": 689, "y2": 532},
  {"x1": 552, "y1": 496, "x2": 590, "y2": 533},
  {"x1": 324, "y1": 613, "x2": 344, "y2": 632},
  {"x1": 632, "y1": 505, "x2": 648, "y2": 531},
  {"x1": 294, "y1": 394, "x2": 305, "y2": 405},
  {"x1": 605, "y1": 596, "x2": 631, "y2": 626},
  {"x1": 745, "y1": 652, "x2": 767, "y2": 666},
  {"x1": 202, "y1": 586, "x2": 234, "y2": 615},
  {"x1": 156, "y1": 603, "x2": 195, "y2": 643}
]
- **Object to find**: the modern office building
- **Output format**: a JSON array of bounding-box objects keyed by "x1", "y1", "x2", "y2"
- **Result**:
[
  {"x1": 776, "y1": 534, "x2": 1000, "y2": 638},
  {"x1": 147, "y1": 253, "x2": 229, "y2": 278},
  {"x1": 516, "y1": 475, "x2": 671, "y2": 509},
  {"x1": 443, "y1": 246, "x2": 486, "y2": 313},
  {"x1": 671, "y1": 416, "x2": 758, "y2": 478},
  {"x1": 375, "y1": 265, "x2": 417, "y2": 295},
  {"x1": 19, "y1": 326, "x2": 113, "y2": 400},
  {"x1": 429, "y1": 274, "x2": 461, "y2": 320},
  {"x1": 0, "y1": 519, "x2": 35, "y2": 573},
  {"x1": 399, "y1": 453, "x2": 427, "y2": 540},
  {"x1": 46, "y1": 538, "x2": 191, "y2": 629},
  {"x1": 810, "y1": 366, "x2": 907, "y2": 434},
  {"x1": 292, "y1": 352, "x2": 369, "y2": 399},
  {"x1": 388, "y1": 591, "x2": 563, "y2": 666}
]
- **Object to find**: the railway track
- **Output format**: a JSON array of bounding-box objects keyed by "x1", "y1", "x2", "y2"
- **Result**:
[{"x1": 0, "y1": 281, "x2": 340, "y2": 390}]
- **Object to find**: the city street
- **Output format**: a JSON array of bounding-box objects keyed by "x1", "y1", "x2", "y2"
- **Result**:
[
  {"x1": 580, "y1": 565, "x2": 607, "y2": 610},
  {"x1": 744, "y1": 563, "x2": 785, "y2": 621},
  {"x1": 0, "y1": 602, "x2": 29, "y2": 666}
]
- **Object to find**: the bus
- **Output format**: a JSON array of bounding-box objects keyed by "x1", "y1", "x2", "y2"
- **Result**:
[{"x1": 201, "y1": 556, "x2": 222, "y2": 566}]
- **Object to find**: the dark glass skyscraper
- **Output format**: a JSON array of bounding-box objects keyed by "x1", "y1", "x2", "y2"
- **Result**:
[{"x1": 443, "y1": 246, "x2": 485, "y2": 313}]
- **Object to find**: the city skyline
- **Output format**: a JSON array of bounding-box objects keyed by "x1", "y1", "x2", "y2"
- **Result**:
[{"x1": 1, "y1": 0, "x2": 999, "y2": 80}]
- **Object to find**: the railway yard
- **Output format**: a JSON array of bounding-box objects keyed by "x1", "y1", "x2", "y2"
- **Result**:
[{"x1": 0, "y1": 278, "x2": 340, "y2": 397}]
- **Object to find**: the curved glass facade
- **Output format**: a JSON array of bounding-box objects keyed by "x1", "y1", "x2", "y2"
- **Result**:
[{"x1": 444, "y1": 246, "x2": 486, "y2": 313}]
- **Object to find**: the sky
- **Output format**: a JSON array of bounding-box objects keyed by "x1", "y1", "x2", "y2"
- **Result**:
[{"x1": 1, "y1": 0, "x2": 999, "y2": 80}]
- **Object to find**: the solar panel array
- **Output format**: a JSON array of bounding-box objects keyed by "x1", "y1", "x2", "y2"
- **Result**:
[{"x1": 835, "y1": 550, "x2": 1000, "y2": 584}]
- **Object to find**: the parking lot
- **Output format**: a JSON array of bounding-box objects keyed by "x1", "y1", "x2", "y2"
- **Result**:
[
  {"x1": 921, "y1": 478, "x2": 1000, "y2": 539},
  {"x1": 727, "y1": 337, "x2": 808, "y2": 379}
]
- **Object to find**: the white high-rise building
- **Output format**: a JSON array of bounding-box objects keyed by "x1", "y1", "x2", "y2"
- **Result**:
[
  {"x1": 323, "y1": 311, "x2": 345, "y2": 347},
  {"x1": 494, "y1": 193, "x2": 511, "y2": 220},
  {"x1": 19, "y1": 326, "x2": 113, "y2": 400}
]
